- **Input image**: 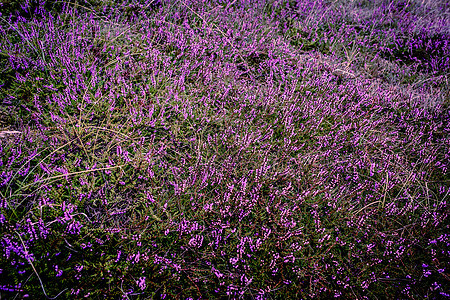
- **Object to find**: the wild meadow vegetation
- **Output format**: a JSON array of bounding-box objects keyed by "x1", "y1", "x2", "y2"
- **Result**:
[{"x1": 0, "y1": 0, "x2": 449, "y2": 298}]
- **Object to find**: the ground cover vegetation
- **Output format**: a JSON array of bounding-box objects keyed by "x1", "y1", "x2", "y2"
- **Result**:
[{"x1": 0, "y1": 0, "x2": 449, "y2": 298}]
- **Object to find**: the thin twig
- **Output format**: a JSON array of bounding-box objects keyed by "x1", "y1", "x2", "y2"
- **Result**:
[
  {"x1": 0, "y1": 130, "x2": 22, "y2": 138},
  {"x1": 0, "y1": 16, "x2": 46, "y2": 63},
  {"x1": 14, "y1": 164, "x2": 127, "y2": 195}
]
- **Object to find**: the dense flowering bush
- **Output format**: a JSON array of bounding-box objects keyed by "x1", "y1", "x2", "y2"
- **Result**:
[{"x1": 0, "y1": 0, "x2": 448, "y2": 298}]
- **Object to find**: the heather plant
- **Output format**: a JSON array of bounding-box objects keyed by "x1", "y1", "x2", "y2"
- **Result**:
[{"x1": 0, "y1": 0, "x2": 448, "y2": 299}]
